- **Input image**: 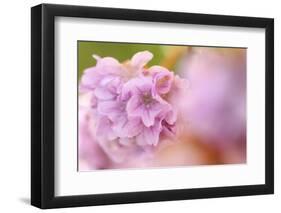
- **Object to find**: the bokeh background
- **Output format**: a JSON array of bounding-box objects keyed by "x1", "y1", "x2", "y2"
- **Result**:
[{"x1": 78, "y1": 41, "x2": 246, "y2": 170}]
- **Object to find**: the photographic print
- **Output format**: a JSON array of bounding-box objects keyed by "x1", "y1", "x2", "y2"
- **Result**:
[
  {"x1": 31, "y1": 4, "x2": 273, "y2": 208},
  {"x1": 78, "y1": 41, "x2": 247, "y2": 171}
]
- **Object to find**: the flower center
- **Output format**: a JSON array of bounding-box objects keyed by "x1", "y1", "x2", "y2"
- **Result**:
[{"x1": 142, "y1": 92, "x2": 154, "y2": 106}]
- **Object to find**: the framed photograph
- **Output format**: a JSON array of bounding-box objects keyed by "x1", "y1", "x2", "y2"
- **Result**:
[{"x1": 31, "y1": 3, "x2": 274, "y2": 209}]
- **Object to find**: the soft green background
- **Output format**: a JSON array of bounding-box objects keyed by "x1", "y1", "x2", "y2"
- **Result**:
[{"x1": 78, "y1": 41, "x2": 185, "y2": 79}]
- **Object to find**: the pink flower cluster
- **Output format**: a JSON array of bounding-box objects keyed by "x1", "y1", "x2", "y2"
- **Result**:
[{"x1": 79, "y1": 51, "x2": 184, "y2": 164}]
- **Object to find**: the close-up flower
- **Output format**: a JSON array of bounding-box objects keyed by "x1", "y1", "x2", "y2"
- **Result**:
[{"x1": 79, "y1": 50, "x2": 188, "y2": 169}]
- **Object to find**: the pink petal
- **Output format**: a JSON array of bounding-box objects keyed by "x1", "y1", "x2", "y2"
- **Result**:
[
  {"x1": 126, "y1": 95, "x2": 142, "y2": 116},
  {"x1": 97, "y1": 100, "x2": 123, "y2": 118},
  {"x1": 131, "y1": 51, "x2": 153, "y2": 69},
  {"x1": 142, "y1": 108, "x2": 155, "y2": 127},
  {"x1": 112, "y1": 115, "x2": 142, "y2": 138},
  {"x1": 79, "y1": 67, "x2": 101, "y2": 91},
  {"x1": 78, "y1": 108, "x2": 111, "y2": 170},
  {"x1": 112, "y1": 116, "x2": 127, "y2": 137},
  {"x1": 125, "y1": 118, "x2": 143, "y2": 137},
  {"x1": 136, "y1": 120, "x2": 161, "y2": 146},
  {"x1": 122, "y1": 76, "x2": 152, "y2": 98},
  {"x1": 94, "y1": 87, "x2": 116, "y2": 100},
  {"x1": 150, "y1": 66, "x2": 173, "y2": 95},
  {"x1": 95, "y1": 56, "x2": 120, "y2": 69},
  {"x1": 164, "y1": 108, "x2": 177, "y2": 125},
  {"x1": 96, "y1": 116, "x2": 117, "y2": 141},
  {"x1": 142, "y1": 102, "x2": 168, "y2": 126}
]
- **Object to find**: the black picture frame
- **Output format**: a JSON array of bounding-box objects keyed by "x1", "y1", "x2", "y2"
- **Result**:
[{"x1": 31, "y1": 3, "x2": 274, "y2": 209}]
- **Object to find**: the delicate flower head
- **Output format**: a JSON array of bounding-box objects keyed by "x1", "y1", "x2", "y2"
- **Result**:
[{"x1": 79, "y1": 51, "x2": 186, "y2": 164}]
